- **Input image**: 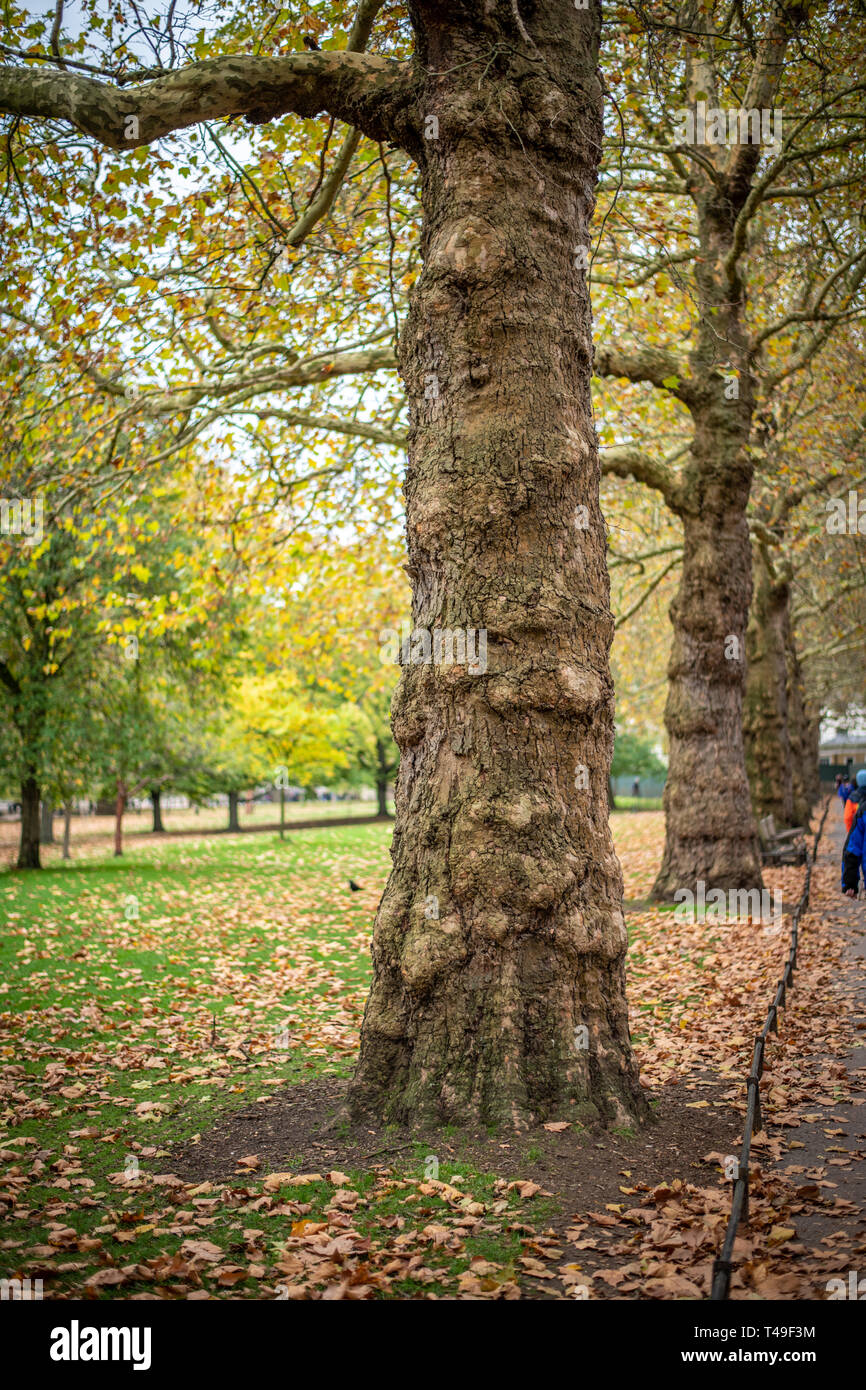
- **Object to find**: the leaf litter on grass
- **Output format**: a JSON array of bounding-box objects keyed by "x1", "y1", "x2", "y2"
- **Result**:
[{"x1": 2, "y1": 813, "x2": 863, "y2": 1298}]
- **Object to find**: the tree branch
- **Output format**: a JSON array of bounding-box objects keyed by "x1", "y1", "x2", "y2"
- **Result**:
[
  {"x1": 724, "y1": 1, "x2": 802, "y2": 198},
  {"x1": 615, "y1": 556, "x2": 681, "y2": 630},
  {"x1": 0, "y1": 51, "x2": 417, "y2": 150},
  {"x1": 601, "y1": 445, "x2": 682, "y2": 509},
  {"x1": 593, "y1": 344, "x2": 695, "y2": 406}
]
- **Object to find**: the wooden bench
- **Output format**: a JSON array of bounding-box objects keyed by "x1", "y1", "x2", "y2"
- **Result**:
[{"x1": 758, "y1": 814, "x2": 807, "y2": 866}]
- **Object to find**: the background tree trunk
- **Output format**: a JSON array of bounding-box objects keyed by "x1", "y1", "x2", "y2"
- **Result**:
[
  {"x1": 802, "y1": 706, "x2": 822, "y2": 807},
  {"x1": 651, "y1": 144, "x2": 763, "y2": 896},
  {"x1": 114, "y1": 782, "x2": 125, "y2": 857},
  {"x1": 40, "y1": 797, "x2": 54, "y2": 844},
  {"x1": 150, "y1": 788, "x2": 164, "y2": 833},
  {"x1": 17, "y1": 773, "x2": 41, "y2": 869},
  {"x1": 784, "y1": 620, "x2": 812, "y2": 824},
  {"x1": 62, "y1": 800, "x2": 72, "y2": 859},
  {"x1": 744, "y1": 551, "x2": 795, "y2": 824},
  {"x1": 653, "y1": 496, "x2": 762, "y2": 897},
  {"x1": 348, "y1": 1, "x2": 645, "y2": 1130},
  {"x1": 227, "y1": 790, "x2": 240, "y2": 832}
]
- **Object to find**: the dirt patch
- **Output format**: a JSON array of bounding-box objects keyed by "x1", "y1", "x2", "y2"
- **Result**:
[{"x1": 165, "y1": 1073, "x2": 741, "y2": 1297}]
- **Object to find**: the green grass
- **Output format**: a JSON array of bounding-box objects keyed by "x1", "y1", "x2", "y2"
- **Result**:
[{"x1": 0, "y1": 825, "x2": 557, "y2": 1299}]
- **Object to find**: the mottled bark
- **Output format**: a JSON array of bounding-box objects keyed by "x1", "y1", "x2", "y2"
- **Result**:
[
  {"x1": 0, "y1": 50, "x2": 416, "y2": 150},
  {"x1": 650, "y1": 236, "x2": 762, "y2": 896},
  {"x1": 17, "y1": 773, "x2": 40, "y2": 869},
  {"x1": 654, "y1": 496, "x2": 761, "y2": 896},
  {"x1": 150, "y1": 788, "x2": 164, "y2": 833},
  {"x1": 348, "y1": 1, "x2": 645, "y2": 1130},
  {"x1": 646, "y1": 10, "x2": 787, "y2": 897},
  {"x1": 602, "y1": 6, "x2": 803, "y2": 899},
  {"x1": 744, "y1": 550, "x2": 794, "y2": 824},
  {"x1": 227, "y1": 790, "x2": 240, "y2": 832}
]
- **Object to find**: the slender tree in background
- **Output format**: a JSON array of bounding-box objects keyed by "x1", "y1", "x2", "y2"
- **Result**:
[
  {"x1": 594, "y1": 1, "x2": 866, "y2": 894},
  {"x1": 744, "y1": 336, "x2": 866, "y2": 823},
  {"x1": 238, "y1": 675, "x2": 349, "y2": 833}
]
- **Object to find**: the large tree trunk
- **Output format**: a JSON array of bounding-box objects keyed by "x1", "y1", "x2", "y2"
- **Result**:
[
  {"x1": 744, "y1": 551, "x2": 795, "y2": 824},
  {"x1": 17, "y1": 773, "x2": 41, "y2": 869},
  {"x1": 348, "y1": 2, "x2": 645, "y2": 1130},
  {"x1": 62, "y1": 800, "x2": 72, "y2": 860},
  {"x1": 150, "y1": 788, "x2": 164, "y2": 833},
  {"x1": 40, "y1": 797, "x2": 54, "y2": 844},
  {"x1": 227, "y1": 790, "x2": 240, "y2": 832}
]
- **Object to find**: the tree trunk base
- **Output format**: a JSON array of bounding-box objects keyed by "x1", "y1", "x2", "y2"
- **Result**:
[{"x1": 349, "y1": 943, "x2": 648, "y2": 1131}]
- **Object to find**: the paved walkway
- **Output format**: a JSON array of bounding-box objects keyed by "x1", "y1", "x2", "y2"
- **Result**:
[{"x1": 757, "y1": 801, "x2": 866, "y2": 1295}]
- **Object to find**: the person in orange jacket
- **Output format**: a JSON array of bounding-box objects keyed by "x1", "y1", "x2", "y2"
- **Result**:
[{"x1": 844, "y1": 768, "x2": 866, "y2": 833}]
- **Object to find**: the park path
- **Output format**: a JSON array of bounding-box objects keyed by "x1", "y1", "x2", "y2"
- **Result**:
[
  {"x1": 539, "y1": 801, "x2": 866, "y2": 1301},
  {"x1": 751, "y1": 800, "x2": 866, "y2": 1296}
]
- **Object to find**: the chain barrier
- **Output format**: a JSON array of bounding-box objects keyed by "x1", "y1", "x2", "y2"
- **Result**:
[{"x1": 710, "y1": 795, "x2": 833, "y2": 1301}]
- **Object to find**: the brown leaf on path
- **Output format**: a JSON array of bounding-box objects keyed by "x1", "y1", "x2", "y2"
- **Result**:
[
  {"x1": 585, "y1": 1211, "x2": 620, "y2": 1227},
  {"x1": 646, "y1": 1273, "x2": 703, "y2": 1298},
  {"x1": 507, "y1": 1180, "x2": 543, "y2": 1199},
  {"x1": 767, "y1": 1225, "x2": 796, "y2": 1246}
]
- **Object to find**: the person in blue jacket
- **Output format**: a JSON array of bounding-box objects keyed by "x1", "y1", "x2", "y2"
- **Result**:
[
  {"x1": 838, "y1": 774, "x2": 854, "y2": 801},
  {"x1": 842, "y1": 786, "x2": 866, "y2": 898}
]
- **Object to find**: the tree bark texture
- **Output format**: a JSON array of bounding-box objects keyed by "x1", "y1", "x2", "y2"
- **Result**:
[
  {"x1": 744, "y1": 550, "x2": 795, "y2": 824},
  {"x1": 650, "y1": 106, "x2": 768, "y2": 895},
  {"x1": 348, "y1": 1, "x2": 646, "y2": 1130}
]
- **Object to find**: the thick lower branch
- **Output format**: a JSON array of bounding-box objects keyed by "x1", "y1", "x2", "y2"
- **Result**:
[{"x1": 0, "y1": 51, "x2": 417, "y2": 149}]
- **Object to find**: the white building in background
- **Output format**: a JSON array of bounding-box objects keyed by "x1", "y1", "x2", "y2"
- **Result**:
[{"x1": 819, "y1": 718, "x2": 866, "y2": 782}]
